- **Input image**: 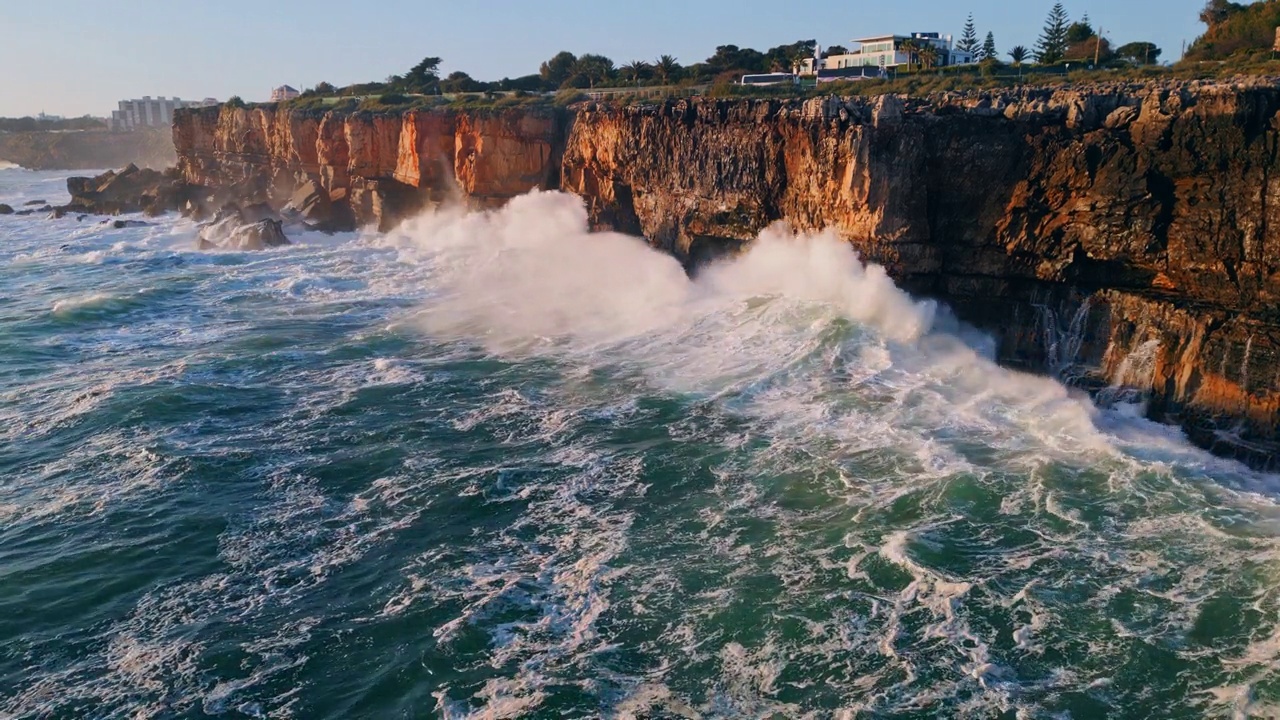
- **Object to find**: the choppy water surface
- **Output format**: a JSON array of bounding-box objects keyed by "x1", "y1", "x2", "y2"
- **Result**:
[{"x1": 1, "y1": 167, "x2": 1278, "y2": 719}]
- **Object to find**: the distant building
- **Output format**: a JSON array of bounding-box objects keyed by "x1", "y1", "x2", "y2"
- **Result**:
[
  {"x1": 270, "y1": 85, "x2": 300, "y2": 102},
  {"x1": 108, "y1": 96, "x2": 218, "y2": 132},
  {"x1": 802, "y1": 33, "x2": 976, "y2": 77}
]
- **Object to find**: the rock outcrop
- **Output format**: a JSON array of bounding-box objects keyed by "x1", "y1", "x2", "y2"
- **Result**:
[
  {"x1": 169, "y1": 81, "x2": 1280, "y2": 468},
  {"x1": 62, "y1": 164, "x2": 191, "y2": 216}
]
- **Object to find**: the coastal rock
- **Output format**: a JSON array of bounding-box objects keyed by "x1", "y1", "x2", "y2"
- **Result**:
[
  {"x1": 197, "y1": 216, "x2": 289, "y2": 251},
  {"x1": 168, "y1": 82, "x2": 1280, "y2": 467},
  {"x1": 61, "y1": 165, "x2": 190, "y2": 216},
  {"x1": 0, "y1": 204, "x2": 12, "y2": 215}
]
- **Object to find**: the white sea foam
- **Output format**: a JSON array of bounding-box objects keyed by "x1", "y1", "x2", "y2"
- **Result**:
[{"x1": 5, "y1": 179, "x2": 1280, "y2": 719}]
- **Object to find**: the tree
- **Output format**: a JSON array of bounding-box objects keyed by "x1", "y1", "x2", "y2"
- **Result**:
[
  {"x1": 540, "y1": 51, "x2": 578, "y2": 86},
  {"x1": 958, "y1": 13, "x2": 980, "y2": 53},
  {"x1": 404, "y1": 56, "x2": 442, "y2": 93},
  {"x1": 571, "y1": 54, "x2": 615, "y2": 88},
  {"x1": 1035, "y1": 3, "x2": 1071, "y2": 64},
  {"x1": 824, "y1": 44, "x2": 849, "y2": 57},
  {"x1": 918, "y1": 44, "x2": 940, "y2": 71},
  {"x1": 1200, "y1": 0, "x2": 1245, "y2": 27},
  {"x1": 981, "y1": 31, "x2": 998, "y2": 60},
  {"x1": 1009, "y1": 45, "x2": 1030, "y2": 67},
  {"x1": 763, "y1": 40, "x2": 816, "y2": 74},
  {"x1": 706, "y1": 45, "x2": 767, "y2": 73},
  {"x1": 654, "y1": 55, "x2": 682, "y2": 84},
  {"x1": 304, "y1": 81, "x2": 337, "y2": 97},
  {"x1": 899, "y1": 39, "x2": 921, "y2": 71},
  {"x1": 619, "y1": 60, "x2": 651, "y2": 85},
  {"x1": 1066, "y1": 20, "x2": 1095, "y2": 44},
  {"x1": 1115, "y1": 41, "x2": 1163, "y2": 64},
  {"x1": 1066, "y1": 36, "x2": 1112, "y2": 63},
  {"x1": 440, "y1": 71, "x2": 484, "y2": 93}
]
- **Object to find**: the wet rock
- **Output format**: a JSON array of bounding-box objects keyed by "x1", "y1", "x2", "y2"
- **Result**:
[
  {"x1": 23, "y1": 199, "x2": 46, "y2": 206},
  {"x1": 225, "y1": 219, "x2": 289, "y2": 251},
  {"x1": 60, "y1": 164, "x2": 191, "y2": 217},
  {"x1": 197, "y1": 216, "x2": 289, "y2": 251},
  {"x1": 0, "y1": 204, "x2": 12, "y2": 215},
  {"x1": 110, "y1": 219, "x2": 150, "y2": 229}
]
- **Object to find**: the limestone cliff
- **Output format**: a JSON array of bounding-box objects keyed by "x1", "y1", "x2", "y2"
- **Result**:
[
  {"x1": 171, "y1": 83, "x2": 1280, "y2": 468},
  {"x1": 0, "y1": 128, "x2": 175, "y2": 170}
]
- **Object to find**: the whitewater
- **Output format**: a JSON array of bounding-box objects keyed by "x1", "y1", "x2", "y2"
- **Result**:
[{"x1": 1, "y1": 166, "x2": 1278, "y2": 719}]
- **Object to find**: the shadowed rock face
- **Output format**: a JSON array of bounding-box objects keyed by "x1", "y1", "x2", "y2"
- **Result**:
[{"x1": 171, "y1": 82, "x2": 1280, "y2": 467}]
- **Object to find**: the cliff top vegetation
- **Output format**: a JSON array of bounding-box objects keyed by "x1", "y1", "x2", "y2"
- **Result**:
[
  {"x1": 223, "y1": 1, "x2": 1280, "y2": 112},
  {"x1": 1186, "y1": 0, "x2": 1280, "y2": 60}
]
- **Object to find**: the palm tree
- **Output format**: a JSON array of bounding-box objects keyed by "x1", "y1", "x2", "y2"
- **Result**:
[
  {"x1": 654, "y1": 55, "x2": 681, "y2": 85},
  {"x1": 1009, "y1": 45, "x2": 1029, "y2": 80},
  {"x1": 917, "y1": 44, "x2": 940, "y2": 72},
  {"x1": 898, "y1": 39, "x2": 921, "y2": 72},
  {"x1": 619, "y1": 60, "x2": 651, "y2": 86}
]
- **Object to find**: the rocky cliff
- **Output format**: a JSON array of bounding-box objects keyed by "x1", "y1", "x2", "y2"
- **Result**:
[
  {"x1": 171, "y1": 82, "x2": 1280, "y2": 468},
  {"x1": 0, "y1": 128, "x2": 175, "y2": 170}
]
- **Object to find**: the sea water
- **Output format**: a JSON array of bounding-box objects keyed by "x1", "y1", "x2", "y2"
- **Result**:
[{"x1": 1, "y1": 167, "x2": 1278, "y2": 719}]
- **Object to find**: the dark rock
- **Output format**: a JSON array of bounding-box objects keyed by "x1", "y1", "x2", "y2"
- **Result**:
[
  {"x1": 196, "y1": 216, "x2": 289, "y2": 251},
  {"x1": 226, "y1": 219, "x2": 289, "y2": 250},
  {"x1": 61, "y1": 164, "x2": 193, "y2": 218},
  {"x1": 0, "y1": 204, "x2": 12, "y2": 215},
  {"x1": 239, "y1": 202, "x2": 280, "y2": 224},
  {"x1": 23, "y1": 199, "x2": 46, "y2": 206},
  {"x1": 111, "y1": 220, "x2": 150, "y2": 229},
  {"x1": 77, "y1": 215, "x2": 87, "y2": 222}
]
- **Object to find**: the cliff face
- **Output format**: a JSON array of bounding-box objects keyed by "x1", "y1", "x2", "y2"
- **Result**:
[
  {"x1": 171, "y1": 84, "x2": 1280, "y2": 467},
  {"x1": 173, "y1": 105, "x2": 560, "y2": 230},
  {"x1": 0, "y1": 128, "x2": 175, "y2": 170}
]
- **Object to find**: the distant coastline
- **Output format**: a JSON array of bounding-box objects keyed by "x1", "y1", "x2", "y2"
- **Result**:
[{"x1": 0, "y1": 128, "x2": 174, "y2": 171}]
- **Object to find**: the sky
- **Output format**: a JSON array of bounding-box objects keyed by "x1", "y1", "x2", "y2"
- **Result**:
[{"x1": 1, "y1": 0, "x2": 1208, "y2": 118}]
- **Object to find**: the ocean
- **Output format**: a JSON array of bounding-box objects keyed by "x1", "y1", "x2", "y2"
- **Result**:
[{"x1": 1, "y1": 166, "x2": 1278, "y2": 719}]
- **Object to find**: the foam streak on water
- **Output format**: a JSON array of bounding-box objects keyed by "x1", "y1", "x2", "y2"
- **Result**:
[{"x1": 1, "y1": 172, "x2": 1279, "y2": 719}]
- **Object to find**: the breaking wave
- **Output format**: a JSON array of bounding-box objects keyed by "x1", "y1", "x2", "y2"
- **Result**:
[{"x1": 2, "y1": 182, "x2": 1278, "y2": 719}]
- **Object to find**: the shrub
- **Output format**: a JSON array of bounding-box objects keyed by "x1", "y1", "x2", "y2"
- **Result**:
[{"x1": 554, "y1": 89, "x2": 588, "y2": 106}]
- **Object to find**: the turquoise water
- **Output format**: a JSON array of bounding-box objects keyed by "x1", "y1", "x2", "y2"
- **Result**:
[{"x1": 1, "y1": 167, "x2": 1279, "y2": 719}]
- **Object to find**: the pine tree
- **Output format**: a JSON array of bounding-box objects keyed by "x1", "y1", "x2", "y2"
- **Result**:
[
  {"x1": 1035, "y1": 3, "x2": 1071, "y2": 64},
  {"x1": 958, "y1": 13, "x2": 980, "y2": 53},
  {"x1": 982, "y1": 32, "x2": 998, "y2": 61}
]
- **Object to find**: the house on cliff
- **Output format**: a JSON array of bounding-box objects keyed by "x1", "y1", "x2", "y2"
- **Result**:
[
  {"x1": 270, "y1": 85, "x2": 300, "y2": 102},
  {"x1": 803, "y1": 32, "x2": 975, "y2": 80}
]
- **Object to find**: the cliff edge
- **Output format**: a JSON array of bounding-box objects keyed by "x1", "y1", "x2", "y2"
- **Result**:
[{"x1": 171, "y1": 81, "x2": 1280, "y2": 468}]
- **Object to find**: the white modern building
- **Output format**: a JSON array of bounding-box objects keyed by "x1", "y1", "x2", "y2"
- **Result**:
[
  {"x1": 803, "y1": 32, "x2": 975, "y2": 76},
  {"x1": 109, "y1": 97, "x2": 218, "y2": 132},
  {"x1": 270, "y1": 85, "x2": 300, "y2": 102}
]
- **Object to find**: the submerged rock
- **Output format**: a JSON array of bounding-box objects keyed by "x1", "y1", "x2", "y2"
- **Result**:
[{"x1": 23, "y1": 199, "x2": 46, "y2": 206}]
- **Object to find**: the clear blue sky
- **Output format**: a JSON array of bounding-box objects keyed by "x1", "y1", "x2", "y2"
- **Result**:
[{"x1": 2, "y1": 0, "x2": 1206, "y2": 118}]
